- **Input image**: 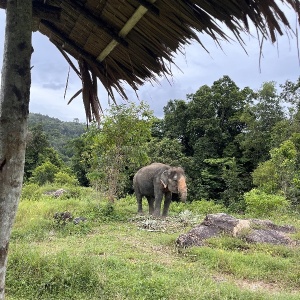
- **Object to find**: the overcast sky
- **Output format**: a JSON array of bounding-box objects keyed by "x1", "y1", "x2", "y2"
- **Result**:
[{"x1": 0, "y1": 7, "x2": 299, "y2": 122}]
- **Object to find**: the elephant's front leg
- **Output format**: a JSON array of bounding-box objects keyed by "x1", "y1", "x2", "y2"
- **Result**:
[
  {"x1": 153, "y1": 190, "x2": 164, "y2": 217},
  {"x1": 146, "y1": 196, "x2": 155, "y2": 215},
  {"x1": 162, "y1": 192, "x2": 172, "y2": 217}
]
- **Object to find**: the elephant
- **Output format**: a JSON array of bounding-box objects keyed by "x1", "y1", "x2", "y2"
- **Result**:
[{"x1": 133, "y1": 163, "x2": 187, "y2": 217}]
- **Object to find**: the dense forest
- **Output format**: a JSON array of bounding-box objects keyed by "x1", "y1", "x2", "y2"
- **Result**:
[{"x1": 25, "y1": 75, "x2": 300, "y2": 213}]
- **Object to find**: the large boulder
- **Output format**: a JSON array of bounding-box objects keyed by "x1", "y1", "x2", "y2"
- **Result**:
[{"x1": 176, "y1": 213, "x2": 297, "y2": 248}]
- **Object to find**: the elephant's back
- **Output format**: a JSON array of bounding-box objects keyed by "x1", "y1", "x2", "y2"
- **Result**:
[
  {"x1": 134, "y1": 163, "x2": 169, "y2": 180},
  {"x1": 133, "y1": 163, "x2": 169, "y2": 190}
]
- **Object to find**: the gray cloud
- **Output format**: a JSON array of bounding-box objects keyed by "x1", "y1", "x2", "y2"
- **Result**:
[
  {"x1": 42, "y1": 82, "x2": 65, "y2": 90},
  {"x1": 0, "y1": 9, "x2": 300, "y2": 122}
]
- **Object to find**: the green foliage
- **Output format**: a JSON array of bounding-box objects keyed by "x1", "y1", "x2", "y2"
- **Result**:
[
  {"x1": 169, "y1": 199, "x2": 226, "y2": 215},
  {"x1": 68, "y1": 135, "x2": 91, "y2": 186},
  {"x1": 28, "y1": 113, "x2": 86, "y2": 162},
  {"x1": 84, "y1": 102, "x2": 153, "y2": 200},
  {"x1": 54, "y1": 171, "x2": 79, "y2": 186},
  {"x1": 147, "y1": 137, "x2": 187, "y2": 166},
  {"x1": 24, "y1": 124, "x2": 51, "y2": 180},
  {"x1": 203, "y1": 157, "x2": 246, "y2": 208},
  {"x1": 162, "y1": 76, "x2": 255, "y2": 204},
  {"x1": 30, "y1": 161, "x2": 60, "y2": 185},
  {"x1": 21, "y1": 183, "x2": 43, "y2": 201},
  {"x1": 25, "y1": 124, "x2": 70, "y2": 182},
  {"x1": 7, "y1": 247, "x2": 100, "y2": 299},
  {"x1": 23, "y1": 77, "x2": 300, "y2": 213},
  {"x1": 244, "y1": 189, "x2": 289, "y2": 217},
  {"x1": 252, "y1": 160, "x2": 277, "y2": 194},
  {"x1": 252, "y1": 140, "x2": 300, "y2": 203},
  {"x1": 238, "y1": 81, "x2": 285, "y2": 168}
]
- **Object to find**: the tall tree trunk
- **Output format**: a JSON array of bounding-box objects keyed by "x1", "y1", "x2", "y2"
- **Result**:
[{"x1": 0, "y1": 1, "x2": 32, "y2": 299}]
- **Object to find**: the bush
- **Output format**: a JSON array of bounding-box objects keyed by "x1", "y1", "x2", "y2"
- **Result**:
[
  {"x1": 21, "y1": 183, "x2": 43, "y2": 201},
  {"x1": 30, "y1": 161, "x2": 59, "y2": 185},
  {"x1": 54, "y1": 171, "x2": 79, "y2": 186},
  {"x1": 244, "y1": 189, "x2": 290, "y2": 217}
]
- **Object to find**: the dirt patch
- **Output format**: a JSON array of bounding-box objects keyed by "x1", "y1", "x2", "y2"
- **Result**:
[{"x1": 212, "y1": 274, "x2": 300, "y2": 295}]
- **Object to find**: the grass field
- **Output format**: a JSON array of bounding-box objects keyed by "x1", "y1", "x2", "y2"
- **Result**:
[{"x1": 5, "y1": 185, "x2": 300, "y2": 299}]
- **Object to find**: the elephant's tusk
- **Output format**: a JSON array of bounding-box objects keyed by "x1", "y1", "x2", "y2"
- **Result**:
[{"x1": 160, "y1": 179, "x2": 167, "y2": 189}]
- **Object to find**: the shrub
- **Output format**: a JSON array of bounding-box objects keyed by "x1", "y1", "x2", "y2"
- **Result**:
[
  {"x1": 54, "y1": 171, "x2": 79, "y2": 186},
  {"x1": 30, "y1": 161, "x2": 59, "y2": 185},
  {"x1": 21, "y1": 183, "x2": 43, "y2": 201},
  {"x1": 244, "y1": 189, "x2": 290, "y2": 217}
]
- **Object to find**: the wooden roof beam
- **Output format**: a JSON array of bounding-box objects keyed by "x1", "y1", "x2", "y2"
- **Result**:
[{"x1": 97, "y1": 0, "x2": 157, "y2": 62}]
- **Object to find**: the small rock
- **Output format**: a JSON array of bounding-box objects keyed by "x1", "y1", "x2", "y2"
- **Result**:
[{"x1": 73, "y1": 216, "x2": 87, "y2": 225}]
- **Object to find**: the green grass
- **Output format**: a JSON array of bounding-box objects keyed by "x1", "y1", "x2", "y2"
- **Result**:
[{"x1": 5, "y1": 186, "x2": 300, "y2": 299}]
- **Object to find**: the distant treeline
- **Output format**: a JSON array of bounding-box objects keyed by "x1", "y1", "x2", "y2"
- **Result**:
[{"x1": 25, "y1": 76, "x2": 300, "y2": 211}]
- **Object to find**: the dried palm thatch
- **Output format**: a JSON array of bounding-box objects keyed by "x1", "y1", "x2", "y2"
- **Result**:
[{"x1": 1, "y1": 0, "x2": 299, "y2": 123}]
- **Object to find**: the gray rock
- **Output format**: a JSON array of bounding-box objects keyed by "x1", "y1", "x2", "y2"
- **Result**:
[
  {"x1": 176, "y1": 213, "x2": 297, "y2": 248},
  {"x1": 176, "y1": 225, "x2": 220, "y2": 247},
  {"x1": 73, "y1": 217, "x2": 87, "y2": 225},
  {"x1": 245, "y1": 229, "x2": 293, "y2": 245}
]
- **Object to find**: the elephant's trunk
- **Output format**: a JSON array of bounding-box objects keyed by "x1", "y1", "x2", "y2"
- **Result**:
[{"x1": 178, "y1": 176, "x2": 187, "y2": 203}]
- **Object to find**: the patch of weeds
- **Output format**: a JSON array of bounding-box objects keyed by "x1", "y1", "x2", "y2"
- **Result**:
[
  {"x1": 20, "y1": 183, "x2": 43, "y2": 201},
  {"x1": 58, "y1": 186, "x2": 96, "y2": 200},
  {"x1": 249, "y1": 243, "x2": 299, "y2": 259},
  {"x1": 169, "y1": 199, "x2": 226, "y2": 215},
  {"x1": 11, "y1": 219, "x2": 53, "y2": 241},
  {"x1": 6, "y1": 247, "x2": 101, "y2": 300},
  {"x1": 290, "y1": 230, "x2": 300, "y2": 243},
  {"x1": 53, "y1": 219, "x2": 93, "y2": 237},
  {"x1": 117, "y1": 195, "x2": 138, "y2": 215},
  {"x1": 86, "y1": 201, "x2": 127, "y2": 222},
  {"x1": 186, "y1": 246, "x2": 300, "y2": 289},
  {"x1": 206, "y1": 236, "x2": 251, "y2": 251}
]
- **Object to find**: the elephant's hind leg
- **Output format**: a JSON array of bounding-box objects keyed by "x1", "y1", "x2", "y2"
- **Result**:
[{"x1": 136, "y1": 193, "x2": 143, "y2": 214}]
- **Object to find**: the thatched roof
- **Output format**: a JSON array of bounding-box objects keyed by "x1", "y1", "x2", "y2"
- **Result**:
[{"x1": 2, "y1": 0, "x2": 300, "y2": 122}]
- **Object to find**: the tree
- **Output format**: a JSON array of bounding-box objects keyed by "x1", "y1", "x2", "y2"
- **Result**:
[
  {"x1": 163, "y1": 76, "x2": 253, "y2": 202},
  {"x1": 68, "y1": 135, "x2": 92, "y2": 187},
  {"x1": 238, "y1": 82, "x2": 285, "y2": 168},
  {"x1": 147, "y1": 137, "x2": 186, "y2": 166},
  {"x1": 0, "y1": 1, "x2": 32, "y2": 298},
  {"x1": 29, "y1": 161, "x2": 60, "y2": 186},
  {"x1": 85, "y1": 102, "x2": 153, "y2": 201},
  {"x1": 252, "y1": 139, "x2": 300, "y2": 203},
  {"x1": 24, "y1": 125, "x2": 51, "y2": 180}
]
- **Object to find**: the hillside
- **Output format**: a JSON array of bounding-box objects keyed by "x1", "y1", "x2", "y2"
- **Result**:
[{"x1": 28, "y1": 113, "x2": 86, "y2": 159}]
